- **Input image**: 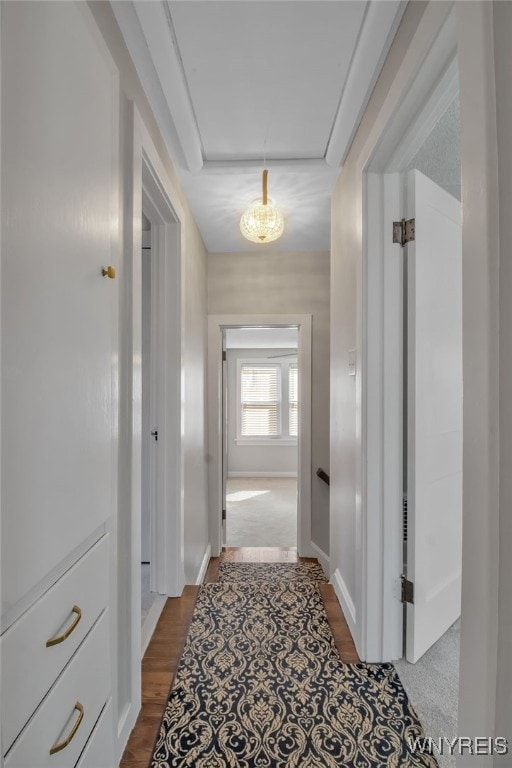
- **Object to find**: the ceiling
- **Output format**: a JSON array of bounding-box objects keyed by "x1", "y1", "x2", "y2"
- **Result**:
[
  {"x1": 225, "y1": 327, "x2": 298, "y2": 349},
  {"x1": 112, "y1": 1, "x2": 406, "y2": 253},
  {"x1": 407, "y1": 96, "x2": 460, "y2": 201}
]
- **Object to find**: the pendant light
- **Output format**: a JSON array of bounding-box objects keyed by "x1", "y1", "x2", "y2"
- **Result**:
[{"x1": 240, "y1": 169, "x2": 284, "y2": 244}]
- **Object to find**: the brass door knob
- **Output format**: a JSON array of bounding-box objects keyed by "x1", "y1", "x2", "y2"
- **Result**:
[{"x1": 102, "y1": 265, "x2": 116, "y2": 279}]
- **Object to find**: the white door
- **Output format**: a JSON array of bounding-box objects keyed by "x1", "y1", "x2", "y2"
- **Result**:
[
  {"x1": 221, "y1": 338, "x2": 228, "y2": 546},
  {"x1": 405, "y1": 170, "x2": 463, "y2": 663},
  {"x1": 141, "y1": 231, "x2": 152, "y2": 565},
  {"x1": 1, "y1": 1, "x2": 119, "y2": 618}
]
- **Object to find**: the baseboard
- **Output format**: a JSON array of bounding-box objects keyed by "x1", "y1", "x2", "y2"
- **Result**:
[
  {"x1": 332, "y1": 568, "x2": 357, "y2": 642},
  {"x1": 227, "y1": 471, "x2": 297, "y2": 478},
  {"x1": 141, "y1": 594, "x2": 167, "y2": 656},
  {"x1": 196, "y1": 543, "x2": 212, "y2": 585},
  {"x1": 310, "y1": 542, "x2": 330, "y2": 577},
  {"x1": 117, "y1": 700, "x2": 139, "y2": 766}
]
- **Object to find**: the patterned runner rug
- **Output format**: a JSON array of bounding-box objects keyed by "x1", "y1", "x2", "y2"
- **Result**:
[
  {"x1": 217, "y1": 561, "x2": 327, "y2": 584},
  {"x1": 151, "y1": 567, "x2": 436, "y2": 767}
]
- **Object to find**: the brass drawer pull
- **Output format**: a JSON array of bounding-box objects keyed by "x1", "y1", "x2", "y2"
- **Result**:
[
  {"x1": 49, "y1": 701, "x2": 84, "y2": 755},
  {"x1": 46, "y1": 605, "x2": 82, "y2": 647}
]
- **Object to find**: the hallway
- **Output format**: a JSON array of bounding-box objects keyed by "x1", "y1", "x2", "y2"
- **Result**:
[
  {"x1": 2, "y1": 3, "x2": 512, "y2": 766},
  {"x1": 121, "y1": 549, "x2": 357, "y2": 767},
  {"x1": 121, "y1": 550, "x2": 434, "y2": 767}
]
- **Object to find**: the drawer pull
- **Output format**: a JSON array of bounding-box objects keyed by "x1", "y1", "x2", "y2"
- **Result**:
[
  {"x1": 49, "y1": 701, "x2": 84, "y2": 755},
  {"x1": 46, "y1": 605, "x2": 82, "y2": 647}
]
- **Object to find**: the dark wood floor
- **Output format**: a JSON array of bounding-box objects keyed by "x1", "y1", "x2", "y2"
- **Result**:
[{"x1": 120, "y1": 548, "x2": 359, "y2": 768}]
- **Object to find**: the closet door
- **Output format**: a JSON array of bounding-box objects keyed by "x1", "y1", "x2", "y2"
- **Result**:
[{"x1": 1, "y1": 2, "x2": 119, "y2": 618}]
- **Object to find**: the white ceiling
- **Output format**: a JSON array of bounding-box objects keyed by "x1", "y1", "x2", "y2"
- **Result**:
[
  {"x1": 112, "y1": 0, "x2": 406, "y2": 253},
  {"x1": 225, "y1": 327, "x2": 298, "y2": 349},
  {"x1": 407, "y1": 96, "x2": 460, "y2": 201}
]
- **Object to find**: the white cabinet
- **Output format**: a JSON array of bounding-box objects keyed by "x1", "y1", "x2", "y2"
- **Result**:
[
  {"x1": 1, "y1": 537, "x2": 110, "y2": 752},
  {"x1": 75, "y1": 701, "x2": 115, "y2": 768},
  {"x1": 5, "y1": 612, "x2": 110, "y2": 768},
  {"x1": 1, "y1": 0, "x2": 119, "y2": 619},
  {"x1": 1, "y1": 3, "x2": 119, "y2": 767}
]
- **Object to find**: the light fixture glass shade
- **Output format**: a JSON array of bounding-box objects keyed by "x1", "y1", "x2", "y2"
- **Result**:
[
  {"x1": 240, "y1": 197, "x2": 285, "y2": 244},
  {"x1": 240, "y1": 169, "x2": 284, "y2": 244}
]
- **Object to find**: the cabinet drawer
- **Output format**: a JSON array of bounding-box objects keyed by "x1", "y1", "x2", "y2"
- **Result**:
[
  {"x1": 5, "y1": 610, "x2": 110, "y2": 768},
  {"x1": 1, "y1": 536, "x2": 109, "y2": 751},
  {"x1": 75, "y1": 700, "x2": 114, "y2": 768}
]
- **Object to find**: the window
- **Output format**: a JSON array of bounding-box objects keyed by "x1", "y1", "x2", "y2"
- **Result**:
[
  {"x1": 289, "y1": 363, "x2": 298, "y2": 437},
  {"x1": 236, "y1": 357, "x2": 298, "y2": 443},
  {"x1": 240, "y1": 364, "x2": 281, "y2": 437}
]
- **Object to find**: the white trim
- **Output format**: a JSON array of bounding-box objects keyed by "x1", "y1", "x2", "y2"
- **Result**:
[
  {"x1": 234, "y1": 440, "x2": 298, "y2": 447},
  {"x1": 196, "y1": 544, "x2": 212, "y2": 586},
  {"x1": 236, "y1": 358, "x2": 283, "y2": 441},
  {"x1": 235, "y1": 355, "x2": 298, "y2": 444},
  {"x1": 111, "y1": 1, "x2": 202, "y2": 173},
  {"x1": 141, "y1": 594, "x2": 166, "y2": 656},
  {"x1": 350, "y1": 3, "x2": 459, "y2": 664},
  {"x1": 228, "y1": 471, "x2": 297, "y2": 479},
  {"x1": 310, "y1": 542, "x2": 330, "y2": 579},
  {"x1": 137, "y1": 120, "x2": 186, "y2": 599},
  {"x1": 111, "y1": 1, "x2": 405, "y2": 177},
  {"x1": 118, "y1": 103, "x2": 186, "y2": 763},
  {"x1": 208, "y1": 314, "x2": 313, "y2": 559},
  {"x1": 326, "y1": 0, "x2": 407, "y2": 168},
  {"x1": 116, "y1": 702, "x2": 134, "y2": 768},
  {"x1": 331, "y1": 569, "x2": 357, "y2": 641},
  {"x1": 202, "y1": 158, "x2": 329, "y2": 174}
]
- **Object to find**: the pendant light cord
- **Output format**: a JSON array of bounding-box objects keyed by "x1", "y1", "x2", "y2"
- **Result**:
[{"x1": 262, "y1": 135, "x2": 268, "y2": 205}]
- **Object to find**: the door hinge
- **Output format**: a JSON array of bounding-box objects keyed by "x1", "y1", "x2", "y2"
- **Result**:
[
  {"x1": 222, "y1": 351, "x2": 227, "y2": 362},
  {"x1": 400, "y1": 574, "x2": 414, "y2": 604},
  {"x1": 393, "y1": 218, "x2": 415, "y2": 247},
  {"x1": 151, "y1": 430, "x2": 158, "y2": 442},
  {"x1": 222, "y1": 508, "x2": 226, "y2": 521}
]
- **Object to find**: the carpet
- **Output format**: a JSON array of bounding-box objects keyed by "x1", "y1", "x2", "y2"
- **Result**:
[
  {"x1": 151, "y1": 566, "x2": 437, "y2": 767},
  {"x1": 226, "y1": 477, "x2": 297, "y2": 548},
  {"x1": 394, "y1": 621, "x2": 460, "y2": 768}
]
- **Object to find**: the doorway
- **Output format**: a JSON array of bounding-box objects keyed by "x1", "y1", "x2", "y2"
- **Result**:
[
  {"x1": 118, "y1": 106, "x2": 187, "y2": 757},
  {"x1": 208, "y1": 314, "x2": 313, "y2": 559},
  {"x1": 223, "y1": 327, "x2": 299, "y2": 548},
  {"x1": 140, "y1": 210, "x2": 166, "y2": 652},
  {"x1": 362, "y1": 11, "x2": 462, "y2": 762},
  {"x1": 394, "y1": 166, "x2": 462, "y2": 767}
]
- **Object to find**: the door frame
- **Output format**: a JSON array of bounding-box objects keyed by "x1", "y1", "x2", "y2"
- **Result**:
[
  {"x1": 356, "y1": 3, "x2": 459, "y2": 662},
  {"x1": 208, "y1": 314, "x2": 313, "y2": 557},
  {"x1": 117, "y1": 101, "x2": 185, "y2": 757},
  {"x1": 358, "y1": 0, "x2": 509, "y2": 747}
]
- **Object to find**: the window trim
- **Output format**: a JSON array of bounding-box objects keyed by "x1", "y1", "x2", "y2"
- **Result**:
[{"x1": 236, "y1": 356, "x2": 298, "y2": 445}]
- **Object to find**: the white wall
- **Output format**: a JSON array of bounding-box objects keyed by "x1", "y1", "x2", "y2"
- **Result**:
[
  {"x1": 84, "y1": 0, "x2": 210, "y2": 750},
  {"x1": 456, "y1": 3, "x2": 512, "y2": 762},
  {"x1": 208, "y1": 251, "x2": 330, "y2": 556},
  {"x1": 493, "y1": 3, "x2": 512, "y2": 756},
  {"x1": 330, "y1": 2, "x2": 428, "y2": 650},
  {"x1": 227, "y1": 348, "x2": 297, "y2": 476},
  {"x1": 330, "y1": 0, "x2": 512, "y2": 753}
]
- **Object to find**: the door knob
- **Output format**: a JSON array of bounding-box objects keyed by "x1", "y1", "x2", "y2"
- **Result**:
[{"x1": 102, "y1": 266, "x2": 116, "y2": 279}]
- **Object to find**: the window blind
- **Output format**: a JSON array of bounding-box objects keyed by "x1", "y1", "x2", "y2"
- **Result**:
[
  {"x1": 240, "y1": 364, "x2": 281, "y2": 437},
  {"x1": 289, "y1": 363, "x2": 298, "y2": 437}
]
